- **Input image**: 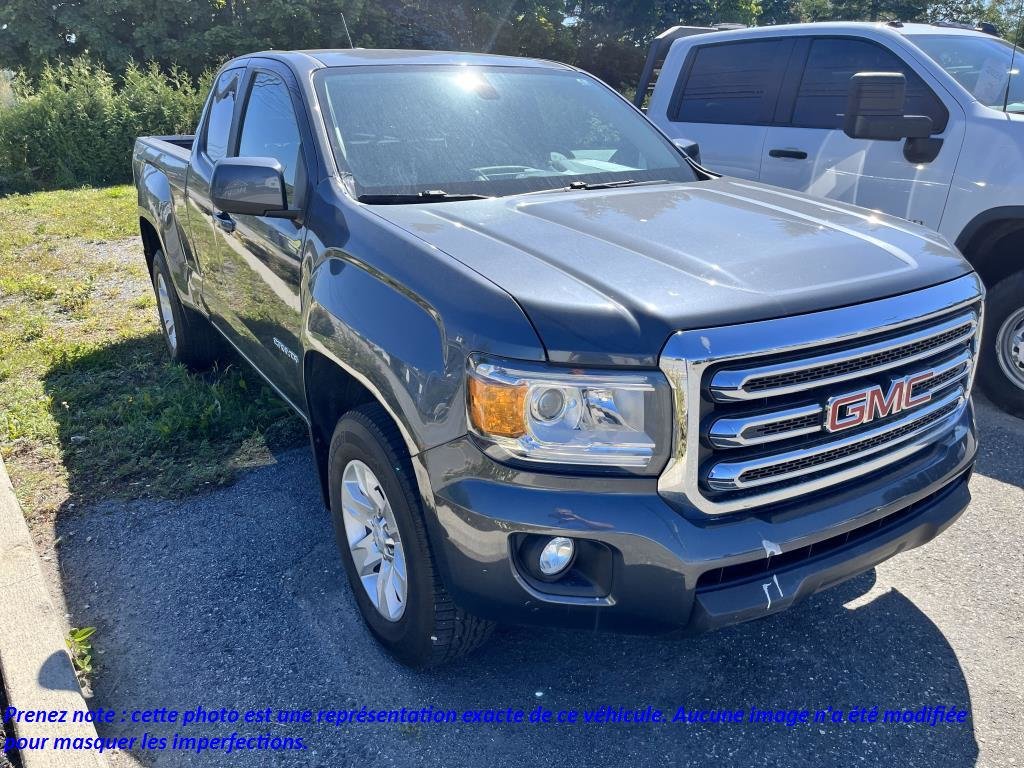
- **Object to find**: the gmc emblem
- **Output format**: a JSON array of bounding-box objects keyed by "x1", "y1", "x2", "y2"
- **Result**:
[{"x1": 825, "y1": 371, "x2": 935, "y2": 433}]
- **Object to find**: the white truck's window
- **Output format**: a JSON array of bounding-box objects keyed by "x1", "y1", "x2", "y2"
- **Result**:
[
  {"x1": 314, "y1": 65, "x2": 696, "y2": 198},
  {"x1": 237, "y1": 72, "x2": 303, "y2": 200},
  {"x1": 674, "y1": 39, "x2": 790, "y2": 125},
  {"x1": 202, "y1": 68, "x2": 241, "y2": 162},
  {"x1": 908, "y1": 34, "x2": 1024, "y2": 113},
  {"x1": 792, "y1": 38, "x2": 948, "y2": 131}
]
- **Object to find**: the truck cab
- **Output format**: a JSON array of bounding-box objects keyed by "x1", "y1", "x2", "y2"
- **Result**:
[{"x1": 645, "y1": 22, "x2": 1024, "y2": 416}]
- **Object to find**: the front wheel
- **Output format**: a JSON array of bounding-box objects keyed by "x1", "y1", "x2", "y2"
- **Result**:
[
  {"x1": 979, "y1": 272, "x2": 1024, "y2": 418},
  {"x1": 328, "y1": 403, "x2": 494, "y2": 667}
]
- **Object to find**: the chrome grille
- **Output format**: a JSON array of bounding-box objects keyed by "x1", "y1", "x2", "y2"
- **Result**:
[
  {"x1": 711, "y1": 390, "x2": 962, "y2": 490},
  {"x1": 658, "y1": 274, "x2": 984, "y2": 515},
  {"x1": 709, "y1": 311, "x2": 977, "y2": 401}
]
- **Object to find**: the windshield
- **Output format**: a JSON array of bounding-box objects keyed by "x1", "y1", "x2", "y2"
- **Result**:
[
  {"x1": 908, "y1": 34, "x2": 1024, "y2": 112},
  {"x1": 314, "y1": 65, "x2": 696, "y2": 199}
]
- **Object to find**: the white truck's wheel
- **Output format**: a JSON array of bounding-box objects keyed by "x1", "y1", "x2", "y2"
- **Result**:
[{"x1": 980, "y1": 272, "x2": 1024, "y2": 418}]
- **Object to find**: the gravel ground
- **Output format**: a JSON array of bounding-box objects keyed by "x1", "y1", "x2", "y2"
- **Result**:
[{"x1": 38, "y1": 397, "x2": 1023, "y2": 768}]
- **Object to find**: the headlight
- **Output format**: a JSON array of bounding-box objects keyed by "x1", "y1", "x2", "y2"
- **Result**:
[{"x1": 466, "y1": 355, "x2": 673, "y2": 473}]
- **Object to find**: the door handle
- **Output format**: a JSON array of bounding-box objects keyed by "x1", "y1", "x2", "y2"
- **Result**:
[
  {"x1": 213, "y1": 211, "x2": 236, "y2": 233},
  {"x1": 768, "y1": 148, "x2": 808, "y2": 160}
]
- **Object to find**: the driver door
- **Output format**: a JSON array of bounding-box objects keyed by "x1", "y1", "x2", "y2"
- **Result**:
[
  {"x1": 759, "y1": 36, "x2": 964, "y2": 230},
  {"x1": 206, "y1": 61, "x2": 314, "y2": 406}
]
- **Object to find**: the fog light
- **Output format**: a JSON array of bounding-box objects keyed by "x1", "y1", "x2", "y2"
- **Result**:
[{"x1": 538, "y1": 537, "x2": 575, "y2": 576}]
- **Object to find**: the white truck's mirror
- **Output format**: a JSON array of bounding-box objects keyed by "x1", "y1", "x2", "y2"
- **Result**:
[{"x1": 843, "y1": 72, "x2": 933, "y2": 141}]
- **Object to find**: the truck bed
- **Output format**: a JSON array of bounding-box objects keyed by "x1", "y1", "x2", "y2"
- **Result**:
[
  {"x1": 142, "y1": 135, "x2": 194, "y2": 156},
  {"x1": 133, "y1": 135, "x2": 194, "y2": 204}
]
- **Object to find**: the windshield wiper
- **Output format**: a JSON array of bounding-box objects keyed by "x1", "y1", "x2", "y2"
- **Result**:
[
  {"x1": 565, "y1": 178, "x2": 669, "y2": 191},
  {"x1": 512, "y1": 178, "x2": 675, "y2": 198},
  {"x1": 357, "y1": 190, "x2": 492, "y2": 204}
]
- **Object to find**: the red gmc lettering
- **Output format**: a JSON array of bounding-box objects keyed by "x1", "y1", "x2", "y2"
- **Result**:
[
  {"x1": 866, "y1": 380, "x2": 906, "y2": 420},
  {"x1": 826, "y1": 391, "x2": 870, "y2": 432},
  {"x1": 904, "y1": 372, "x2": 935, "y2": 408},
  {"x1": 826, "y1": 372, "x2": 935, "y2": 433}
]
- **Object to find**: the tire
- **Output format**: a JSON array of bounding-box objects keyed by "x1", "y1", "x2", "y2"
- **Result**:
[
  {"x1": 978, "y1": 271, "x2": 1024, "y2": 418},
  {"x1": 151, "y1": 249, "x2": 223, "y2": 371},
  {"x1": 328, "y1": 403, "x2": 494, "y2": 667}
]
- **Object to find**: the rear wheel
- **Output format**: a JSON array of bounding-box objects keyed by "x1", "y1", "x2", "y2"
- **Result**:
[
  {"x1": 328, "y1": 403, "x2": 493, "y2": 666},
  {"x1": 979, "y1": 272, "x2": 1024, "y2": 418},
  {"x1": 151, "y1": 249, "x2": 223, "y2": 371}
]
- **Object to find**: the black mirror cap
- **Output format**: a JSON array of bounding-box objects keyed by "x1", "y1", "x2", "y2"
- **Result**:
[
  {"x1": 211, "y1": 157, "x2": 288, "y2": 216},
  {"x1": 843, "y1": 72, "x2": 934, "y2": 141},
  {"x1": 846, "y1": 72, "x2": 907, "y2": 120}
]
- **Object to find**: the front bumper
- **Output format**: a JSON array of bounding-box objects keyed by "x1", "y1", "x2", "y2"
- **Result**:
[{"x1": 416, "y1": 403, "x2": 976, "y2": 634}]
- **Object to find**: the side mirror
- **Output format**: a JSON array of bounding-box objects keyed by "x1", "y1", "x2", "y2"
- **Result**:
[
  {"x1": 843, "y1": 72, "x2": 933, "y2": 141},
  {"x1": 673, "y1": 137, "x2": 702, "y2": 166},
  {"x1": 211, "y1": 157, "x2": 296, "y2": 217}
]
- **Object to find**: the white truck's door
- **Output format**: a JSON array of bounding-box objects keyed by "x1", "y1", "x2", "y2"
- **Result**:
[
  {"x1": 758, "y1": 35, "x2": 964, "y2": 229},
  {"x1": 649, "y1": 37, "x2": 795, "y2": 180}
]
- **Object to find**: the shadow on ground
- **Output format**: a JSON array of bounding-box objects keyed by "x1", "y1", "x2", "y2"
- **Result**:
[
  {"x1": 54, "y1": 444, "x2": 979, "y2": 768},
  {"x1": 40, "y1": 331, "x2": 304, "y2": 505}
]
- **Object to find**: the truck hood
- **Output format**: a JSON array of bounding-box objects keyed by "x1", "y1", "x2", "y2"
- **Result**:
[{"x1": 373, "y1": 177, "x2": 973, "y2": 366}]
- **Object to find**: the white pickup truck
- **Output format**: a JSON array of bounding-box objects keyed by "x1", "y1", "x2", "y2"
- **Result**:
[{"x1": 643, "y1": 21, "x2": 1024, "y2": 416}]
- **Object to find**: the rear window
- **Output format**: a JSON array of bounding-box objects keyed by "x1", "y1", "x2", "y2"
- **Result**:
[{"x1": 674, "y1": 39, "x2": 791, "y2": 124}]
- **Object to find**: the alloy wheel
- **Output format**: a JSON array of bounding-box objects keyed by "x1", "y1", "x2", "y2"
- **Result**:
[{"x1": 340, "y1": 459, "x2": 408, "y2": 621}]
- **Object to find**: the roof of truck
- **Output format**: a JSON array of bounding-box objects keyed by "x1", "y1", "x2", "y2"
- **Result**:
[
  {"x1": 237, "y1": 48, "x2": 571, "y2": 71},
  {"x1": 685, "y1": 20, "x2": 998, "y2": 40},
  {"x1": 889, "y1": 21, "x2": 998, "y2": 37}
]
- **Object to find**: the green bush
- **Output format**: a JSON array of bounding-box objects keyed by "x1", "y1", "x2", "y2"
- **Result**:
[{"x1": 0, "y1": 59, "x2": 208, "y2": 193}]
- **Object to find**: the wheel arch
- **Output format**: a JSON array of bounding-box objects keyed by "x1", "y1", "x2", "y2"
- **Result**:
[
  {"x1": 139, "y1": 215, "x2": 162, "y2": 277},
  {"x1": 303, "y1": 348, "x2": 419, "y2": 509},
  {"x1": 955, "y1": 207, "x2": 1024, "y2": 288}
]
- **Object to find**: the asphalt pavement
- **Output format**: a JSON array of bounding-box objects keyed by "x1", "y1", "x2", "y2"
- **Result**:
[{"x1": 48, "y1": 398, "x2": 1023, "y2": 768}]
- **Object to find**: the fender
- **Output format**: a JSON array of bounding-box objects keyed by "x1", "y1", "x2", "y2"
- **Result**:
[
  {"x1": 303, "y1": 254, "x2": 447, "y2": 458},
  {"x1": 135, "y1": 154, "x2": 202, "y2": 310},
  {"x1": 303, "y1": 248, "x2": 546, "y2": 457}
]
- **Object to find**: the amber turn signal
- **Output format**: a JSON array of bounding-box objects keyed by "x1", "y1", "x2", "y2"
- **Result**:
[{"x1": 468, "y1": 376, "x2": 527, "y2": 438}]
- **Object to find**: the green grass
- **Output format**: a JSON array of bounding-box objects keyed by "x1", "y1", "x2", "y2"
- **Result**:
[{"x1": 0, "y1": 186, "x2": 304, "y2": 521}]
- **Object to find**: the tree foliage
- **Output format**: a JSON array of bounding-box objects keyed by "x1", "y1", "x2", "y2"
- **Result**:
[
  {"x1": 2, "y1": 1, "x2": 1019, "y2": 87},
  {"x1": 0, "y1": 59, "x2": 207, "y2": 191}
]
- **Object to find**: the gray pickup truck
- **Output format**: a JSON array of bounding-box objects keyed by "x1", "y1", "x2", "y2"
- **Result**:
[{"x1": 134, "y1": 49, "x2": 983, "y2": 667}]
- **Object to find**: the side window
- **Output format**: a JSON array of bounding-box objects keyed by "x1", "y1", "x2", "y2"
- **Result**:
[
  {"x1": 792, "y1": 38, "x2": 949, "y2": 132},
  {"x1": 236, "y1": 72, "x2": 304, "y2": 202},
  {"x1": 202, "y1": 69, "x2": 241, "y2": 162},
  {"x1": 674, "y1": 39, "x2": 791, "y2": 125}
]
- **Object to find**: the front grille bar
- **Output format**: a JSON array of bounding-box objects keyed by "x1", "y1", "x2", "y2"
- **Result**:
[
  {"x1": 706, "y1": 387, "x2": 964, "y2": 491},
  {"x1": 709, "y1": 311, "x2": 977, "y2": 402},
  {"x1": 708, "y1": 403, "x2": 823, "y2": 448}
]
